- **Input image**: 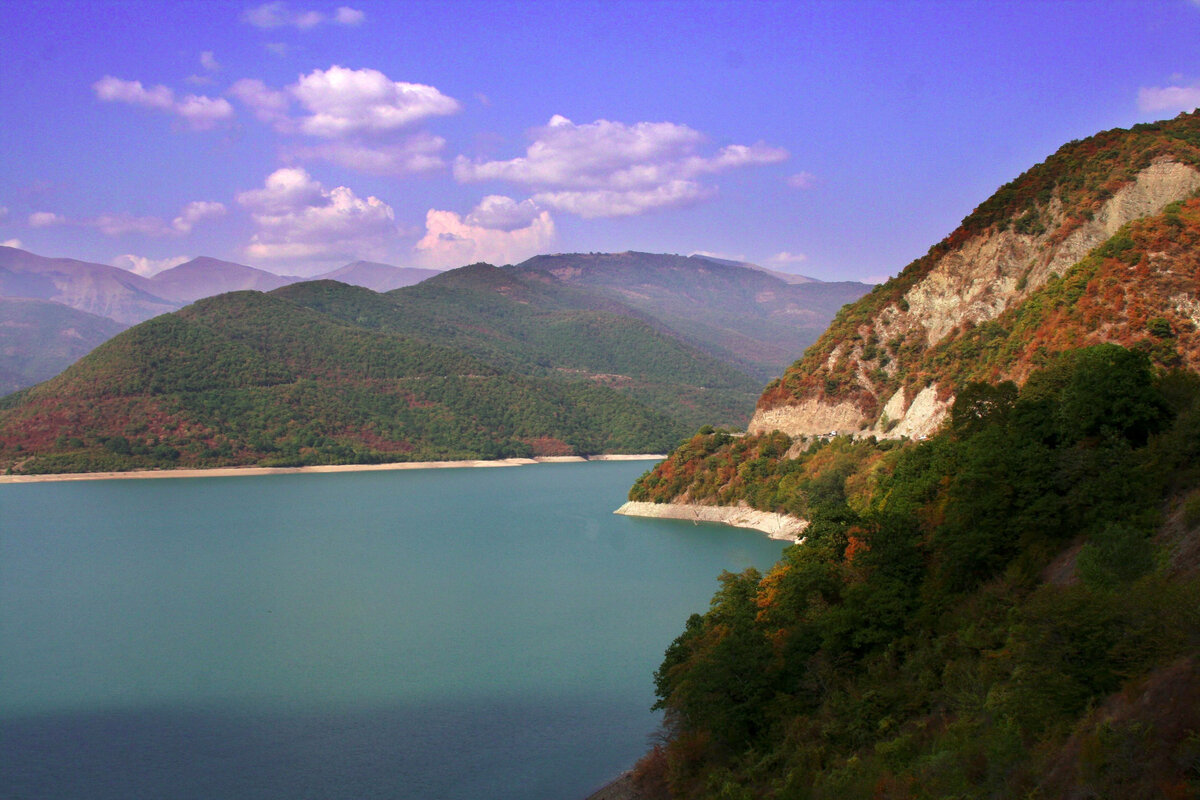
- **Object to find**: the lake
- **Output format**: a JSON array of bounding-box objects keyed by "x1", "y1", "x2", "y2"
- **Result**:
[{"x1": 0, "y1": 461, "x2": 787, "y2": 799}]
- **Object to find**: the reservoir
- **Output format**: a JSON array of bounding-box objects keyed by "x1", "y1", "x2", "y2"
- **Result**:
[{"x1": 0, "y1": 460, "x2": 786, "y2": 799}]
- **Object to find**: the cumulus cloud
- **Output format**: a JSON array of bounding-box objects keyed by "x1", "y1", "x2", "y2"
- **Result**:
[
  {"x1": 228, "y1": 78, "x2": 292, "y2": 126},
  {"x1": 172, "y1": 201, "x2": 227, "y2": 233},
  {"x1": 453, "y1": 115, "x2": 786, "y2": 217},
  {"x1": 1138, "y1": 82, "x2": 1200, "y2": 114},
  {"x1": 243, "y1": 2, "x2": 365, "y2": 29},
  {"x1": 285, "y1": 133, "x2": 446, "y2": 176},
  {"x1": 228, "y1": 66, "x2": 459, "y2": 178},
  {"x1": 2, "y1": 239, "x2": 21, "y2": 248},
  {"x1": 200, "y1": 51, "x2": 220, "y2": 72},
  {"x1": 463, "y1": 195, "x2": 543, "y2": 232},
  {"x1": 237, "y1": 167, "x2": 397, "y2": 262},
  {"x1": 93, "y1": 75, "x2": 234, "y2": 130},
  {"x1": 415, "y1": 206, "x2": 555, "y2": 269},
  {"x1": 290, "y1": 65, "x2": 460, "y2": 138},
  {"x1": 532, "y1": 181, "x2": 714, "y2": 218},
  {"x1": 112, "y1": 254, "x2": 191, "y2": 277},
  {"x1": 29, "y1": 211, "x2": 66, "y2": 228}
]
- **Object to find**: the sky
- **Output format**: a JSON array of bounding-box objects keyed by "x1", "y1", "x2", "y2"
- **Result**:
[{"x1": 2, "y1": 0, "x2": 1200, "y2": 282}]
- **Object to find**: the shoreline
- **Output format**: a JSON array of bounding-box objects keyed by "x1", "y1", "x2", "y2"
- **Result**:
[
  {"x1": 614, "y1": 500, "x2": 808, "y2": 543},
  {"x1": 0, "y1": 454, "x2": 665, "y2": 485}
]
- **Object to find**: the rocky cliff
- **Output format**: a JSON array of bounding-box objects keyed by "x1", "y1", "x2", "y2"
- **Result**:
[{"x1": 752, "y1": 112, "x2": 1200, "y2": 439}]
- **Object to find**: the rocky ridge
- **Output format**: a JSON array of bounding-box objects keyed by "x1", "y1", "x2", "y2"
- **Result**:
[{"x1": 752, "y1": 112, "x2": 1200, "y2": 440}]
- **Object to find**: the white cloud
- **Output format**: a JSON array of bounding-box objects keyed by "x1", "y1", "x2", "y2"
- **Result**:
[
  {"x1": 415, "y1": 205, "x2": 555, "y2": 269},
  {"x1": 532, "y1": 181, "x2": 714, "y2": 218},
  {"x1": 1138, "y1": 83, "x2": 1200, "y2": 114},
  {"x1": 768, "y1": 251, "x2": 808, "y2": 266},
  {"x1": 2, "y1": 239, "x2": 22, "y2": 249},
  {"x1": 453, "y1": 116, "x2": 786, "y2": 218},
  {"x1": 464, "y1": 195, "x2": 542, "y2": 231},
  {"x1": 237, "y1": 167, "x2": 397, "y2": 262},
  {"x1": 265, "y1": 42, "x2": 290, "y2": 57},
  {"x1": 93, "y1": 76, "x2": 174, "y2": 109},
  {"x1": 112, "y1": 254, "x2": 190, "y2": 277},
  {"x1": 228, "y1": 78, "x2": 293, "y2": 126},
  {"x1": 0, "y1": 206, "x2": 8, "y2": 221},
  {"x1": 334, "y1": 6, "x2": 365, "y2": 25},
  {"x1": 29, "y1": 211, "x2": 66, "y2": 228},
  {"x1": 28, "y1": 202, "x2": 224, "y2": 238},
  {"x1": 172, "y1": 201, "x2": 227, "y2": 233},
  {"x1": 286, "y1": 133, "x2": 446, "y2": 176},
  {"x1": 200, "y1": 51, "x2": 220, "y2": 72},
  {"x1": 175, "y1": 95, "x2": 237, "y2": 129},
  {"x1": 93, "y1": 76, "x2": 233, "y2": 130},
  {"x1": 94, "y1": 213, "x2": 172, "y2": 237},
  {"x1": 243, "y1": 2, "x2": 365, "y2": 29},
  {"x1": 290, "y1": 65, "x2": 460, "y2": 138},
  {"x1": 787, "y1": 171, "x2": 818, "y2": 189}
]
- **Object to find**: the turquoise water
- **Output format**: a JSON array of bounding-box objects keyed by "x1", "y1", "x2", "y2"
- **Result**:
[{"x1": 0, "y1": 461, "x2": 786, "y2": 799}]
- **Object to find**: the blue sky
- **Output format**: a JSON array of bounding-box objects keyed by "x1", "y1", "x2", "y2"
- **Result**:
[{"x1": 2, "y1": 0, "x2": 1199, "y2": 281}]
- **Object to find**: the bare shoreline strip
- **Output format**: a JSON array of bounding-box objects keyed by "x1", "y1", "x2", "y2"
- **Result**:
[
  {"x1": 614, "y1": 500, "x2": 808, "y2": 543},
  {"x1": 0, "y1": 454, "x2": 666, "y2": 485}
]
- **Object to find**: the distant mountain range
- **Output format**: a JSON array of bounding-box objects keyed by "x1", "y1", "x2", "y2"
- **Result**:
[
  {"x1": 0, "y1": 247, "x2": 440, "y2": 324},
  {"x1": 0, "y1": 298, "x2": 127, "y2": 395},
  {"x1": 0, "y1": 250, "x2": 874, "y2": 473},
  {"x1": 0, "y1": 246, "x2": 872, "y2": 396},
  {"x1": 514, "y1": 251, "x2": 870, "y2": 381}
]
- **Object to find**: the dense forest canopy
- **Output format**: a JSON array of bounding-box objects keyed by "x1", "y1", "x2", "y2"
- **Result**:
[{"x1": 629, "y1": 345, "x2": 1200, "y2": 798}]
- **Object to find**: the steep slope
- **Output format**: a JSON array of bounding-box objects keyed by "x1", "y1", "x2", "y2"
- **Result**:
[
  {"x1": 0, "y1": 289, "x2": 686, "y2": 474},
  {"x1": 0, "y1": 298, "x2": 127, "y2": 394},
  {"x1": 275, "y1": 268, "x2": 763, "y2": 431},
  {"x1": 513, "y1": 252, "x2": 871, "y2": 381},
  {"x1": 753, "y1": 111, "x2": 1200, "y2": 438},
  {"x1": 0, "y1": 246, "x2": 179, "y2": 323},
  {"x1": 310, "y1": 260, "x2": 441, "y2": 292},
  {"x1": 146, "y1": 257, "x2": 297, "y2": 303},
  {"x1": 632, "y1": 346, "x2": 1200, "y2": 799}
]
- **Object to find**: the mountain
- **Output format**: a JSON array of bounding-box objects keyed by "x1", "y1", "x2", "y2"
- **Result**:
[
  {"x1": 618, "y1": 112, "x2": 1200, "y2": 800},
  {"x1": 0, "y1": 246, "x2": 178, "y2": 324},
  {"x1": 146, "y1": 257, "x2": 298, "y2": 303},
  {"x1": 277, "y1": 265, "x2": 763, "y2": 432},
  {"x1": 512, "y1": 252, "x2": 871, "y2": 382},
  {"x1": 0, "y1": 298, "x2": 127, "y2": 395},
  {"x1": 752, "y1": 111, "x2": 1200, "y2": 439},
  {"x1": 309, "y1": 260, "x2": 441, "y2": 292},
  {"x1": 0, "y1": 271, "x2": 769, "y2": 474}
]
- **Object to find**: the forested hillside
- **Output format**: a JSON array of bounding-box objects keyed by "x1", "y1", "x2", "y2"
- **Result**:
[
  {"x1": 629, "y1": 346, "x2": 1200, "y2": 798},
  {"x1": 0, "y1": 267, "x2": 775, "y2": 474},
  {"x1": 620, "y1": 113, "x2": 1200, "y2": 799},
  {"x1": 0, "y1": 287, "x2": 700, "y2": 473}
]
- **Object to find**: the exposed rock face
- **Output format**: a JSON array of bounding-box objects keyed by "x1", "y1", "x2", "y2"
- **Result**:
[
  {"x1": 907, "y1": 160, "x2": 1200, "y2": 347},
  {"x1": 751, "y1": 159, "x2": 1200, "y2": 441}
]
